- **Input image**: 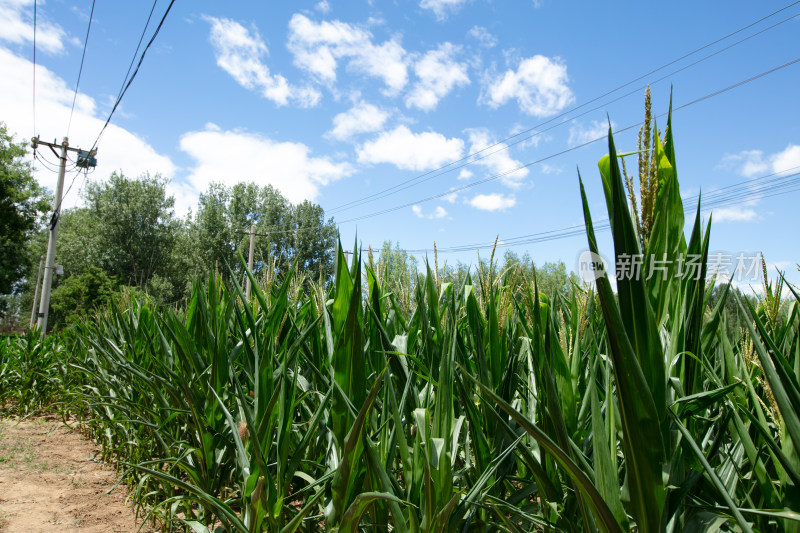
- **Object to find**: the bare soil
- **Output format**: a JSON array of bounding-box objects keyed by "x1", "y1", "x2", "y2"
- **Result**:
[{"x1": 0, "y1": 416, "x2": 157, "y2": 532}]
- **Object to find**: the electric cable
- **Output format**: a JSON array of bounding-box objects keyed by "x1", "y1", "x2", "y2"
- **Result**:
[
  {"x1": 67, "y1": 0, "x2": 97, "y2": 136},
  {"x1": 365, "y1": 169, "x2": 800, "y2": 255},
  {"x1": 335, "y1": 57, "x2": 800, "y2": 225},
  {"x1": 111, "y1": 0, "x2": 160, "y2": 112},
  {"x1": 235, "y1": 166, "x2": 800, "y2": 257},
  {"x1": 32, "y1": 0, "x2": 37, "y2": 137},
  {"x1": 46, "y1": 0, "x2": 168, "y2": 217},
  {"x1": 218, "y1": 56, "x2": 800, "y2": 241},
  {"x1": 90, "y1": 0, "x2": 177, "y2": 152},
  {"x1": 332, "y1": 10, "x2": 800, "y2": 216},
  {"x1": 327, "y1": 1, "x2": 800, "y2": 214}
]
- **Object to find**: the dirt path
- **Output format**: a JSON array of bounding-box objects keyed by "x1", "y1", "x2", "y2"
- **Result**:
[{"x1": 0, "y1": 416, "x2": 156, "y2": 532}]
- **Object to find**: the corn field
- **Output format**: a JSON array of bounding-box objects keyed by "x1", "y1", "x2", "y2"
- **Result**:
[{"x1": 2, "y1": 110, "x2": 799, "y2": 532}]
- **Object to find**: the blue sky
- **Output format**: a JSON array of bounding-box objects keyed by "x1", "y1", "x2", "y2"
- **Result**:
[{"x1": 1, "y1": 0, "x2": 798, "y2": 287}]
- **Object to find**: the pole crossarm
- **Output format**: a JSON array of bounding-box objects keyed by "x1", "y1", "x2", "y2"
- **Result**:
[{"x1": 31, "y1": 136, "x2": 97, "y2": 155}]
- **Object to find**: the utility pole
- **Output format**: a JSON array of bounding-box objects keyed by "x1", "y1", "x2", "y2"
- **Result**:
[
  {"x1": 29, "y1": 255, "x2": 44, "y2": 327},
  {"x1": 246, "y1": 224, "x2": 255, "y2": 301},
  {"x1": 32, "y1": 136, "x2": 96, "y2": 335}
]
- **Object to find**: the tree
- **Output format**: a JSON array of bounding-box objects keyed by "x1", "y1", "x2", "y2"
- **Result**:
[
  {"x1": 293, "y1": 200, "x2": 337, "y2": 279},
  {"x1": 0, "y1": 123, "x2": 51, "y2": 296},
  {"x1": 0, "y1": 123, "x2": 51, "y2": 325},
  {"x1": 22, "y1": 173, "x2": 193, "y2": 312},
  {"x1": 534, "y1": 260, "x2": 581, "y2": 299},
  {"x1": 49, "y1": 266, "x2": 118, "y2": 330},
  {"x1": 373, "y1": 241, "x2": 420, "y2": 312},
  {"x1": 192, "y1": 182, "x2": 337, "y2": 282},
  {"x1": 501, "y1": 250, "x2": 581, "y2": 299},
  {"x1": 83, "y1": 172, "x2": 182, "y2": 293}
]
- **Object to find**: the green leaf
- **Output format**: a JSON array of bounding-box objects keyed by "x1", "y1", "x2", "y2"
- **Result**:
[
  {"x1": 461, "y1": 364, "x2": 624, "y2": 533},
  {"x1": 579, "y1": 167, "x2": 665, "y2": 532}
]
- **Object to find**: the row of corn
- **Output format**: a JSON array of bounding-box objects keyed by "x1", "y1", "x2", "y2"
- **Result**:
[{"x1": 1, "y1": 109, "x2": 798, "y2": 532}]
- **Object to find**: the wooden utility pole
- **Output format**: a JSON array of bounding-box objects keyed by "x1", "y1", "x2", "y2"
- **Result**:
[
  {"x1": 32, "y1": 136, "x2": 96, "y2": 335},
  {"x1": 29, "y1": 255, "x2": 44, "y2": 327},
  {"x1": 246, "y1": 224, "x2": 255, "y2": 301}
]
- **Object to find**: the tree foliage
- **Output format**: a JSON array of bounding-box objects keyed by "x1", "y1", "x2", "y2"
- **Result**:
[
  {"x1": 17, "y1": 171, "x2": 338, "y2": 328},
  {"x1": 84, "y1": 172, "x2": 180, "y2": 288},
  {"x1": 0, "y1": 123, "x2": 51, "y2": 296},
  {"x1": 192, "y1": 182, "x2": 336, "y2": 282},
  {"x1": 372, "y1": 241, "x2": 420, "y2": 312},
  {"x1": 49, "y1": 266, "x2": 119, "y2": 329}
]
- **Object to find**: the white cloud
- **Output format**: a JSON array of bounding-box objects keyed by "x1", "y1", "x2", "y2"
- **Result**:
[
  {"x1": 412, "y1": 205, "x2": 448, "y2": 219},
  {"x1": 539, "y1": 163, "x2": 562, "y2": 175},
  {"x1": 469, "y1": 193, "x2": 516, "y2": 211},
  {"x1": 327, "y1": 101, "x2": 388, "y2": 141},
  {"x1": 719, "y1": 149, "x2": 769, "y2": 177},
  {"x1": 420, "y1": 0, "x2": 469, "y2": 20},
  {"x1": 771, "y1": 145, "x2": 800, "y2": 175},
  {"x1": 179, "y1": 126, "x2": 353, "y2": 207},
  {"x1": 484, "y1": 55, "x2": 573, "y2": 116},
  {"x1": 406, "y1": 43, "x2": 470, "y2": 111},
  {"x1": 568, "y1": 119, "x2": 612, "y2": 147},
  {"x1": 0, "y1": 48, "x2": 176, "y2": 210},
  {"x1": 711, "y1": 206, "x2": 757, "y2": 222},
  {"x1": 357, "y1": 125, "x2": 464, "y2": 171},
  {"x1": 719, "y1": 145, "x2": 800, "y2": 178},
  {"x1": 509, "y1": 123, "x2": 548, "y2": 149},
  {"x1": 458, "y1": 169, "x2": 473, "y2": 180},
  {"x1": 465, "y1": 129, "x2": 529, "y2": 187},
  {"x1": 0, "y1": 0, "x2": 74, "y2": 55},
  {"x1": 767, "y1": 260, "x2": 792, "y2": 274},
  {"x1": 710, "y1": 144, "x2": 800, "y2": 223},
  {"x1": 204, "y1": 15, "x2": 320, "y2": 107},
  {"x1": 443, "y1": 189, "x2": 459, "y2": 203},
  {"x1": 315, "y1": 0, "x2": 331, "y2": 13},
  {"x1": 467, "y1": 25, "x2": 497, "y2": 48},
  {"x1": 287, "y1": 14, "x2": 408, "y2": 94}
]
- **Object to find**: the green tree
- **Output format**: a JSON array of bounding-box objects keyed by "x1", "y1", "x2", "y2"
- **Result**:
[
  {"x1": 49, "y1": 266, "x2": 118, "y2": 329},
  {"x1": 0, "y1": 123, "x2": 51, "y2": 326},
  {"x1": 23, "y1": 174, "x2": 194, "y2": 311},
  {"x1": 83, "y1": 172, "x2": 182, "y2": 295},
  {"x1": 373, "y1": 241, "x2": 420, "y2": 312},
  {"x1": 293, "y1": 200, "x2": 337, "y2": 279},
  {"x1": 501, "y1": 250, "x2": 581, "y2": 299},
  {"x1": 45, "y1": 207, "x2": 103, "y2": 278},
  {"x1": 193, "y1": 182, "x2": 336, "y2": 282},
  {"x1": 0, "y1": 124, "x2": 51, "y2": 295}
]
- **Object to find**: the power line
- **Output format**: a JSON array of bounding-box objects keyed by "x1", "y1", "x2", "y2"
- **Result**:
[
  {"x1": 33, "y1": 153, "x2": 60, "y2": 173},
  {"x1": 335, "y1": 56, "x2": 800, "y2": 225},
  {"x1": 49, "y1": 0, "x2": 162, "y2": 214},
  {"x1": 32, "y1": 0, "x2": 37, "y2": 137},
  {"x1": 33, "y1": 152, "x2": 86, "y2": 211},
  {"x1": 112, "y1": 0, "x2": 160, "y2": 113},
  {"x1": 67, "y1": 0, "x2": 97, "y2": 136},
  {"x1": 225, "y1": 56, "x2": 799, "y2": 241},
  {"x1": 326, "y1": 1, "x2": 800, "y2": 215},
  {"x1": 234, "y1": 166, "x2": 800, "y2": 257},
  {"x1": 362, "y1": 168, "x2": 800, "y2": 256},
  {"x1": 58, "y1": 154, "x2": 92, "y2": 209},
  {"x1": 90, "y1": 0, "x2": 177, "y2": 152},
  {"x1": 336, "y1": 10, "x2": 800, "y2": 216}
]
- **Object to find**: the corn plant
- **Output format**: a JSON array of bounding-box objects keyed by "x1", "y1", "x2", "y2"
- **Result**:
[{"x1": 3, "y1": 97, "x2": 799, "y2": 532}]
